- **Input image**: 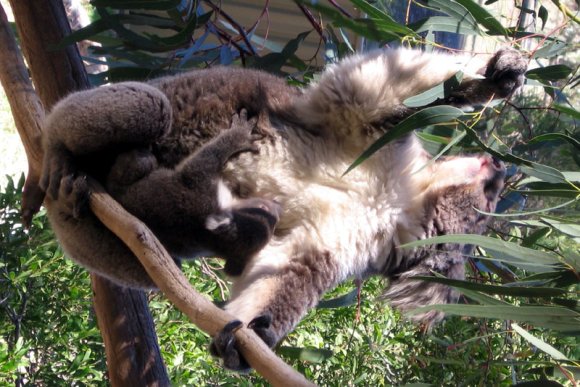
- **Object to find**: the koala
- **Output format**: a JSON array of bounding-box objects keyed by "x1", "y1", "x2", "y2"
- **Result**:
[
  {"x1": 106, "y1": 110, "x2": 281, "y2": 276},
  {"x1": 40, "y1": 48, "x2": 526, "y2": 371}
]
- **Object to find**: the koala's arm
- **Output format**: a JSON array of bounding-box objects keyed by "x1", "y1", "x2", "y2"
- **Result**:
[
  {"x1": 211, "y1": 248, "x2": 340, "y2": 371},
  {"x1": 41, "y1": 82, "x2": 172, "y2": 199},
  {"x1": 177, "y1": 110, "x2": 260, "y2": 188}
]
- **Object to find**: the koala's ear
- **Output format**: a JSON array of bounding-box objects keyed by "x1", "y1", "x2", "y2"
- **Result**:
[
  {"x1": 205, "y1": 212, "x2": 234, "y2": 232},
  {"x1": 382, "y1": 251, "x2": 466, "y2": 327}
]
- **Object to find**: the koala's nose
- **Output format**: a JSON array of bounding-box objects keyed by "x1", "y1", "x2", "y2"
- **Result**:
[{"x1": 491, "y1": 155, "x2": 505, "y2": 172}]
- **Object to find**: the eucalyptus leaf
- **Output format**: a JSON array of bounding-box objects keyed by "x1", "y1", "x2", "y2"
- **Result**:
[
  {"x1": 454, "y1": 0, "x2": 507, "y2": 34},
  {"x1": 511, "y1": 323, "x2": 569, "y2": 361},
  {"x1": 412, "y1": 276, "x2": 567, "y2": 297},
  {"x1": 344, "y1": 106, "x2": 463, "y2": 174},
  {"x1": 538, "y1": 6, "x2": 548, "y2": 30},
  {"x1": 532, "y1": 40, "x2": 567, "y2": 59},
  {"x1": 317, "y1": 288, "x2": 358, "y2": 309},
  {"x1": 526, "y1": 65, "x2": 573, "y2": 81},
  {"x1": 91, "y1": 0, "x2": 181, "y2": 10},
  {"x1": 552, "y1": 103, "x2": 580, "y2": 120},
  {"x1": 413, "y1": 16, "x2": 482, "y2": 35},
  {"x1": 408, "y1": 305, "x2": 580, "y2": 332}
]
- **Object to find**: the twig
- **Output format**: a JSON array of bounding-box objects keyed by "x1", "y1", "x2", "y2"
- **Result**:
[{"x1": 203, "y1": 0, "x2": 257, "y2": 56}]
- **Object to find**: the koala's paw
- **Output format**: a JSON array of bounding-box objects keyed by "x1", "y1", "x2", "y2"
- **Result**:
[
  {"x1": 227, "y1": 109, "x2": 262, "y2": 154},
  {"x1": 209, "y1": 314, "x2": 276, "y2": 372},
  {"x1": 484, "y1": 49, "x2": 527, "y2": 97},
  {"x1": 57, "y1": 174, "x2": 91, "y2": 219},
  {"x1": 40, "y1": 145, "x2": 78, "y2": 201}
]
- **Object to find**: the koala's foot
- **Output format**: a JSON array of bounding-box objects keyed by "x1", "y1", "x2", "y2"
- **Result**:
[
  {"x1": 484, "y1": 49, "x2": 527, "y2": 97},
  {"x1": 56, "y1": 174, "x2": 91, "y2": 219},
  {"x1": 209, "y1": 314, "x2": 276, "y2": 372},
  {"x1": 40, "y1": 145, "x2": 78, "y2": 200}
]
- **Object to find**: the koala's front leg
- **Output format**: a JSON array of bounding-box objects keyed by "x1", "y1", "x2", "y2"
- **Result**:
[
  {"x1": 211, "y1": 249, "x2": 340, "y2": 371},
  {"x1": 177, "y1": 109, "x2": 261, "y2": 186}
]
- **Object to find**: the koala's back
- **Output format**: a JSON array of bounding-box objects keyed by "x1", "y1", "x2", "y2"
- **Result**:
[{"x1": 148, "y1": 67, "x2": 300, "y2": 167}]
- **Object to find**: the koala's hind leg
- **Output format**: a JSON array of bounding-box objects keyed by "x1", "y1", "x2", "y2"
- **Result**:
[
  {"x1": 41, "y1": 82, "x2": 172, "y2": 200},
  {"x1": 443, "y1": 49, "x2": 528, "y2": 106},
  {"x1": 211, "y1": 249, "x2": 340, "y2": 371}
]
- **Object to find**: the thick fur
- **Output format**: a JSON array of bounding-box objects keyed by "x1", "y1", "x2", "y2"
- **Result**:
[{"x1": 40, "y1": 48, "x2": 525, "y2": 369}]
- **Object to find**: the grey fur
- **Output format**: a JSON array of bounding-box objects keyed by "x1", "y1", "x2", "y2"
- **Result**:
[{"x1": 39, "y1": 48, "x2": 525, "y2": 370}]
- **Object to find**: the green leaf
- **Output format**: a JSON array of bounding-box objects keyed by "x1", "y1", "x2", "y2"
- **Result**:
[
  {"x1": 511, "y1": 323, "x2": 569, "y2": 361},
  {"x1": 528, "y1": 133, "x2": 580, "y2": 150},
  {"x1": 526, "y1": 65, "x2": 573, "y2": 81},
  {"x1": 403, "y1": 71, "x2": 463, "y2": 107},
  {"x1": 540, "y1": 217, "x2": 580, "y2": 238},
  {"x1": 532, "y1": 40, "x2": 568, "y2": 59},
  {"x1": 298, "y1": 0, "x2": 415, "y2": 42},
  {"x1": 344, "y1": 106, "x2": 463, "y2": 174},
  {"x1": 454, "y1": 0, "x2": 507, "y2": 35},
  {"x1": 412, "y1": 276, "x2": 567, "y2": 297},
  {"x1": 519, "y1": 162, "x2": 568, "y2": 184},
  {"x1": 317, "y1": 288, "x2": 358, "y2": 309},
  {"x1": 53, "y1": 19, "x2": 110, "y2": 48},
  {"x1": 522, "y1": 227, "x2": 551, "y2": 247},
  {"x1": 413, "y1": 16, "x2": 482, "y2": 35},
  {"x1": 538, "y1": 6, "x2": 548, "y2": 30},
  {"x1": 401, "y1": 234, "x2": 563, "y2": 272},
  {"x1": 277, "y1": 346, "x2": 333, "y2": 363},
  {"x1": 425, "y1": 0, "x2": 478, "y2": 29},
  {"x1": 552, "y1": 103, "x2": 580, "y2": 120},
  {"x1": 91, "y1": 0, "x2": 181, "y2": 10},
  {"x1": 408, "y1": 305, "x2": 580, "y2": 332}
]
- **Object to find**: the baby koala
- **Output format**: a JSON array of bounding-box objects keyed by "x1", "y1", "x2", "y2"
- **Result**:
[{"x1": 106, "y1": 110, "x2": 281, "y2": 275}]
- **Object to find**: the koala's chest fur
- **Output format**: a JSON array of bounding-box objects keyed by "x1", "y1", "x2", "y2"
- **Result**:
[{"x1": 220, "y1": 124, "x2": 428, "y2": 280}]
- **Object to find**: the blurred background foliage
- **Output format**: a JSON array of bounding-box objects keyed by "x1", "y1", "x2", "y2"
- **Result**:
[{"x1": 0, "y1": 0, "x2": 578, "y2": 385}]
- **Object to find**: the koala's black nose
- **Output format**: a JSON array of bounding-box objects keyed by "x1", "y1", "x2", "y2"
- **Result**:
[{"x1": 491, "y1": 155, "x2": 505, "y2": 172}]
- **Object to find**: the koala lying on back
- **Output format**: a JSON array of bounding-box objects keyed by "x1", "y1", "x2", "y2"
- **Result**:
[{"x1": 41, "y1": 48, "x2": 526, "y2": 370}]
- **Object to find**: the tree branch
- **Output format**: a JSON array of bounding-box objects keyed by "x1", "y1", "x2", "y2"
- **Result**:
[{"x1": 88, "y1": 180, "x2": 314, "y2": 386}]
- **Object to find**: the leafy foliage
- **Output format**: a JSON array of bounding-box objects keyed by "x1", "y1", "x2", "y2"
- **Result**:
[{"x1": 1, "y1": 0, "x2": 579, "y2": 385}]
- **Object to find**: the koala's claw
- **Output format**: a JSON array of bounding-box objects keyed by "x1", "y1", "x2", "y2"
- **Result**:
[
  {"x1": 59, "y1": 174, "x2": 91, "y2": 219},
  {"x1": 485, "y1": 49, "x2": 527, "y2": 96},
  {"x1": 227, "y1": 109, "x2": 263, "y2": 155},
  {"x1": 209, "y1": 314, "x2": 276, "y2": 372},
  {"x1": 40, "y1": 147, "x2": 77, "y2": 200},
  {"x1": 209, "y1": 319, "x2": 250, "y2": 371}
]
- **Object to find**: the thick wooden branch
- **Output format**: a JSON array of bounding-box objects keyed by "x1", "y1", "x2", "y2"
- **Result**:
[
  {"x1": 0, "y1": 4, "x2": 45, "y2": 224},
  {"x1": 89, "y1": 180, "x2": 315, "y2": 387}
]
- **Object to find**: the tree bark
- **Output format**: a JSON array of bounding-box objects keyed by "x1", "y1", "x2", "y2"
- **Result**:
[{"x1": 1, "y1": 2, "x2": 170, "y2": 386}]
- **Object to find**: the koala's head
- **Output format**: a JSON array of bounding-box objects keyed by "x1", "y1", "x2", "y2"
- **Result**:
[{"x1": 383, "y1": 154, "x2": 505, "y2": 326}]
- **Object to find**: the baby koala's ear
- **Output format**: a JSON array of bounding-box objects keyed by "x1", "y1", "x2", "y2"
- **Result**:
[{"x1": 205, "y1": 212, "x2": 234, "y2": 233}]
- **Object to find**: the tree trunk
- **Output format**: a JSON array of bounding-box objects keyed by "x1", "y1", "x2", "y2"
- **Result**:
[{"x1": 2, "y1": 1, "x2": 170, "y2": 385}]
